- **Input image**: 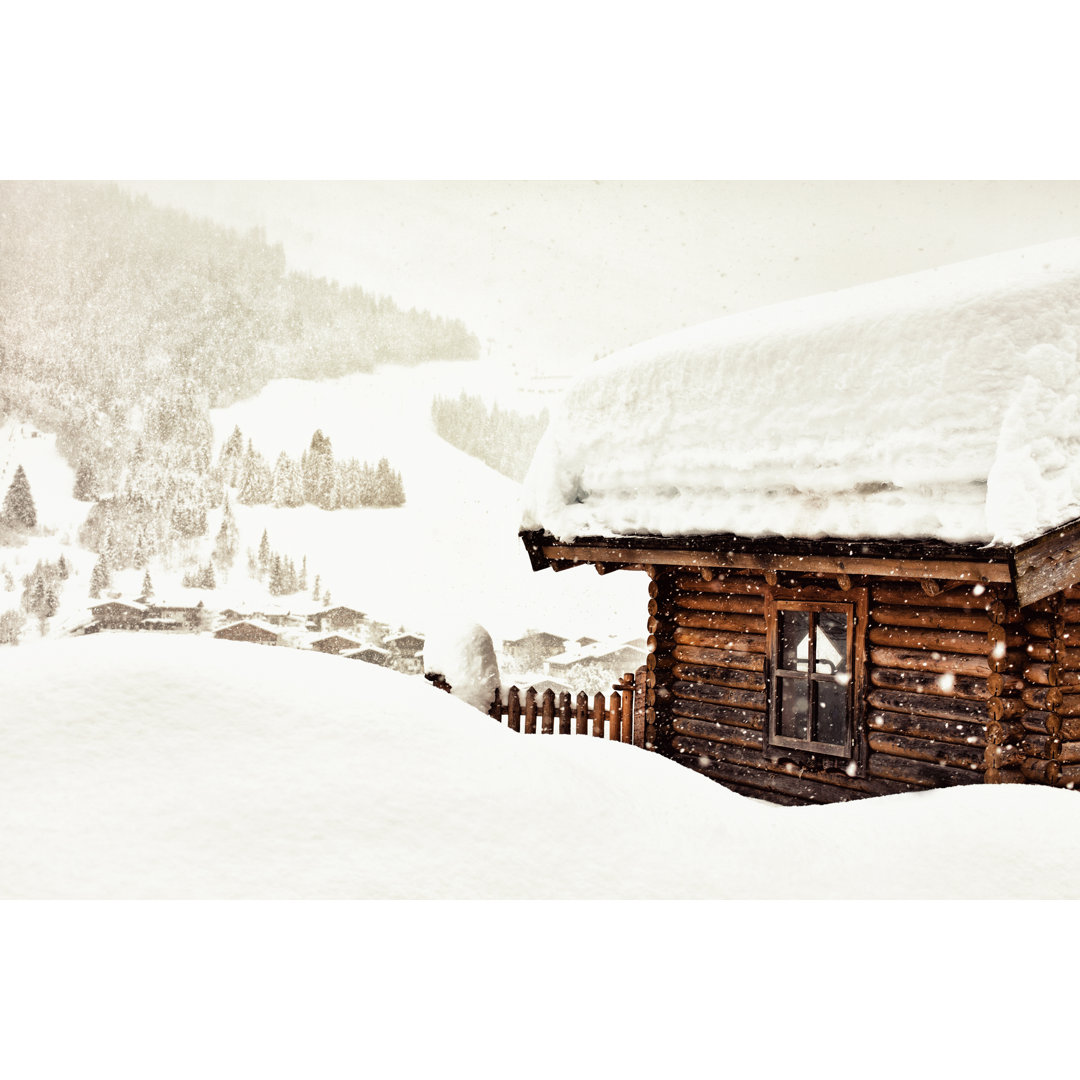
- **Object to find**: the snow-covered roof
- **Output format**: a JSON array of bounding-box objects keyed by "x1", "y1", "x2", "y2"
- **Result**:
[
  {"x1": 521, "y1": 238, "x2": 1080, "y2": 547},
  {"x1": 214, "y1": 619, "x2": 282, "y2": 637}
]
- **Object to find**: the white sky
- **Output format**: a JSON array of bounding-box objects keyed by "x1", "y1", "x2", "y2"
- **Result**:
[{"x1": 127, "y1": 180, "x2": 1080, "y2": 372}]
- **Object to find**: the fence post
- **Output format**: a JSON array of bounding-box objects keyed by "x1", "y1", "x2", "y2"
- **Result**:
[{"x1": 541, "y1": 689, "x2": 555, "y2": 734}]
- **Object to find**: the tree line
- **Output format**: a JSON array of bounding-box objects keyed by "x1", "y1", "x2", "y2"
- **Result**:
[
  {"x1": 221, "y1": 427, "x2": 406, "y2": 509},
  {"x1": 431, "y1": 392, "x2": 548, "y2": 482}
]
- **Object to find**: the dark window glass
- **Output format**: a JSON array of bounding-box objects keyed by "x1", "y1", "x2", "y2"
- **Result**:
[
  {"x1": 779, "y1": 610, "x2": 810, "y2": 672},
  {"x1": 778, "y1": 678, "x2": 809, "y2": 740},
  {"x1": 815, "y1": 679, "x2": 849, "y2": 748}
]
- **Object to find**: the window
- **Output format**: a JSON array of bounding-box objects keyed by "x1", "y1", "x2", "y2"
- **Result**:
[{"x1": 766, "y1": 593, "x2": 863, "y2": 761}]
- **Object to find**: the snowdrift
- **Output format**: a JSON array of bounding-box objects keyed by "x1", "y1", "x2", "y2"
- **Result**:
[{"x1": 3, "y1": 635, "x2": 1080, "y2": 898}]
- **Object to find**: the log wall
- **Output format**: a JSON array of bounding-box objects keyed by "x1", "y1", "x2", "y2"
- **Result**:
[
  {"x1": 649, "y1": 568, "x2": 1031, "y2": 805},
  {"x1": 1019, "y1": 585, "x2": 1080, "y2": 789}
]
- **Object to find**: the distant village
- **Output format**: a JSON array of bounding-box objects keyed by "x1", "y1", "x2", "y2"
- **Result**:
[{"x1": 67, "y1": 597, "x2": 647, "y2": 694}]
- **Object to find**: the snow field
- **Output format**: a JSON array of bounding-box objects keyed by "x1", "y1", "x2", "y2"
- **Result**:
[
  {"x1": 208, "y1": 362, "x2": 644, "y2": 643},
  {"x1": 3, "y1": 633, "x2": 1080, "y2": 899}
]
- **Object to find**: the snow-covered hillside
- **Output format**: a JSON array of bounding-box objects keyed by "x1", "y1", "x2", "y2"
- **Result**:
[
  {"x1": 209, "y1": 360, "x2": 644, "y2": 643},
  {"x1": 3, "y1": 634, "x2": 1079, "y2": 899}
]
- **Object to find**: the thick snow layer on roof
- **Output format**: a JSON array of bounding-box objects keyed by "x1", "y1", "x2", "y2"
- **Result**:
[
  {"x1": 3, "y1": 635, "x2": 1080, "y2": 898},
  {"x1": 522, "y1": 238, "x2": 1080, "y2": 546}
]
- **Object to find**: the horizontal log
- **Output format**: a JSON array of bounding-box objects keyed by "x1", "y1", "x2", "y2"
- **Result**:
[
  {"x1": 672, "y1": 680, "x2": 766, "y2": 712},
  {"x1": 868, "y1": 752, "x2": 983, "y2": 788},
  {"x1": 867, "y1": 732, "x2": 986, "y2": 770},
  {"x1": 674, "y1": 575, "x2": 768, "y2": 596},
  {"x1": 670, "y1": 715, "x2": 763, "y2": 750},
  {"x1": 673, "y1": 611, "x2": 767, "y2": 635},
  {"x1": 868, "y1": 625, "x2": 1023, "y2": 656},
  {"x1": 1021, "y1": 687, "x2": 1080, "y2": 716},
  {"x1": 986, "y1": 744, "x2": 1026, "y2": 769},
  {"x1": 1021, "y1": 663, "x2": 1080, "y2": 687},
  {"x1": 677, "y1": 756, "x2": 861, "y2": 804},
  {"x1": 870, "y1": 582, "x2": 998, "y2": 609},
  {"x1": 985, "y1": 719, "x2": 1027, "y2": 744},
  {"x1": 672, "y1": 627, "x2": 766, "y2": 653},
  {"x1": 869, "y1": 666, "x2": 991, "y2": 701},
  {"x1": 1021, "y1": 758, "x2": 1061, "y2": 785},
  {"x1": 869, "y1": 646, "x2": 992, "y2": 678},
  {"x1": 670, "y1": 592, "x2": 764, "y2": 615},
  {"x1": 871, "y1": 605, "x2": 998, "y2": 633},
  {"x1": 671, "y1": 735, "x2": 903, "y2": 797},
  {"x1": 1021, "y1": 643, "x2": 1080, "y2": 667},
  {"x1": 1023, "y1": 737, "x2": 1080, "y2": 763},
  {"x1": 1055, "y1": 763, "x2": 1080, "y2": 785},
  {"x1": 866, "y1": 688, "x2": 993, "y2": 724},
  {"x1": 671, "y1": 646, "x2": 765, "y2": 671},
  {"x1": 866, "y1": 708, "x2": 986, "y2": 747},
  {"x1": 672, "y1": 663, "x2": 767, "y2": 693},
  {"x1": 1021, "y1": 711, "x2": 1080, "y2": 739},
  {"x1": 671, "y1": 698, "x2": 766, "y2": 731}
]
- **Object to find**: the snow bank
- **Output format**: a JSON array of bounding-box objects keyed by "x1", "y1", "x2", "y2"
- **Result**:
[
  {"x1": 2, "y1": 634, "x2": 1080, "y2": 898},
  {"x1": 422, "y1": 619, "x2": 500, "y2": 710},
  {"x1": 522, "y1": 238, "x2": 1080, "y2": 546}
]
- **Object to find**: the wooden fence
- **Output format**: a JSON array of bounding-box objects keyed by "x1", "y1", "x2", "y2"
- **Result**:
[{"x1": 486, "y1": 667, "x2": 651, "y2": 749}]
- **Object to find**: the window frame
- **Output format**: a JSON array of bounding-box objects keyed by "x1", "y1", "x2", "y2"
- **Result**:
[{"x1": 764, "y1": 584, "x2": 868, "y2": 770}]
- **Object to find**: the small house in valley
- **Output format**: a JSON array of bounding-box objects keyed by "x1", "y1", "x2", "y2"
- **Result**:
[
  {"x1": 501, "y1": 630, "x2": 569, "y2": 669},
  {"x1": 213, "y1": 620, "x2": 283, "y2": 646},
  {"x1": 89, "y1": 600, "x2": 147, "y2": 630},
  {"x1": 311, "y1": 633, "x2": 363, "y2": 655},
  {"x1": 309, "y1": 606, "x2": 366, "y2": 634},
  {"x1": 520, "y1": 239, "x2": 1080, "y2": 804},
  {"x1": 342, "y1": 645, "x2": 390, "y2": 666}
]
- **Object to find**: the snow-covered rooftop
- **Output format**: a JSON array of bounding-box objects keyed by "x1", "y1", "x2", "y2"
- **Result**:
[{"x1": 521, "y1": 238, "x2": 1080, "y2": 547}]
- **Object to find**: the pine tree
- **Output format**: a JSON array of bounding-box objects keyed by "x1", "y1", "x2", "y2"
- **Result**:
[
  {"x1": 299, "y1": 555, "x2": 308, "y2": 592},
  {"x1": 3, "y1": 465, "x2": 36, "y2": 530},
  {"x1": 57, "y1": 554, "x2": 69, "y2": 580},
  {"x1": 141, "y1": 570, "x2": 154, "y2": 600},
  {"x1": 89, "y1": 556, "x2": 110, "y2": 599},
  {"x1": 258, "y1": 529, "x2": 271, "y2": 570},
  {"x1": 73, "y1": 459, "x2": 99, "y2": 501},
  {"x1": 312, "y1": 573, "x2": 321, "y2": 601},
  {"x1": 0, "y1": 609, "x2": 25, "y2": 646},
  {"x1": 44, "y1": 585, "x2": 58, "y2": 619}
]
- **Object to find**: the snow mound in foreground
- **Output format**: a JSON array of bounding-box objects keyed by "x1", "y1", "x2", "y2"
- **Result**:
[
  {"x1": 3, "y1": 635, "x2": 1080, "y2": 898},
  {"x1": 522, "y1": 238, "x2": 1080, "y2": 546},
  {"x1": 422, "y1": 619, "x2": 500, "y2": 711}
]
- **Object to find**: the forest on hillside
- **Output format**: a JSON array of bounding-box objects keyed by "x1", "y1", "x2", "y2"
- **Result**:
[
  {"x1": 432, "y1": 392, "x2": 548, "y2": 482},
  {"x1": 0, "y1": 182, "x2": 479, "y2": 577}
]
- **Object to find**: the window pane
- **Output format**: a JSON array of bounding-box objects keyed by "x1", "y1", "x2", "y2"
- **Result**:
[
  {"x1": 778, "y1": 677, "x2": 809, "y2": 740},
  {"x1": 815, "y1": 679, "x2": 849, "y2": 748},
  {"x1": 815, "y1": 612, "x2": 848, "y2": 675},
  {"x1": 779, "y1": 610, "x2": 810, "y2": 672}
]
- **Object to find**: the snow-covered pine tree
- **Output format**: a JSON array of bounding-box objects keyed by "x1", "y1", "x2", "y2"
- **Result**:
[
  {"x1": 299, "y1": 555, "x2": 308, "y2": 592},
  {"x1": 0, "y1": 609, "x2": 25, "y2": 646},
  {"x1": 258, "y1": 529, "x2": 270, "y2": 570},
  {"x1": 57, "y1": 554, "x2": 69, "y2": 580},
  {"x1": 89, "y1": 556, "x2": 110, "y2": 599},
  {"x1": 312, "y1": 573, "x2": 320, "y2": 601},
  {"x1": 141, "y1": 570, "x2": 154, "y2": 600},
  {"x1": 73, "y1": 458, "x2": 100, "y2": 501},
  {"x1": 3, "y1": 465, "x2": 36, "y2": 530}
]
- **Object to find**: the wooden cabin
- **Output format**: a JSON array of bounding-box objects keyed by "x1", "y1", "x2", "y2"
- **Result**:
[
  {"x1": 518, "y1": 239, "x2": 1080, "y2": 804},
  {"x1": 311, "y1": 633, "x2": 363, "y2": 655},
  {"x1": 89, "y1": 601, "x2": 147, "y2": 630},
  {"x1": 522, "y1": 529, "x2": 1080, "y2": 803},
  {"x1": 213, "y1": 620, "x2": 283, "y2": 646}
]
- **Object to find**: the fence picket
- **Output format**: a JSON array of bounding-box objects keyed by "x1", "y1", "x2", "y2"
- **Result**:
[
  {"x1": 575, "y1": 691, "x2": 588, "y2": 735},
  {"x1": 609, "y1": 690, "x2": 622, "y2": 741},
  {"x1": 508, "y1": 686, "x2": 521, "y2": 733},
  {"x1": 592, "y1": 692, "x2": 605, "y2": 738},
  {"x1": 541, "y1": 689, "x2": 555, "y2": 734},
  {"x1": 558, "y1": 692, "x2": 572, "y2": 735},
  {"x1": 524, "y1": 687, "x2": 538, "y2": 735}
]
